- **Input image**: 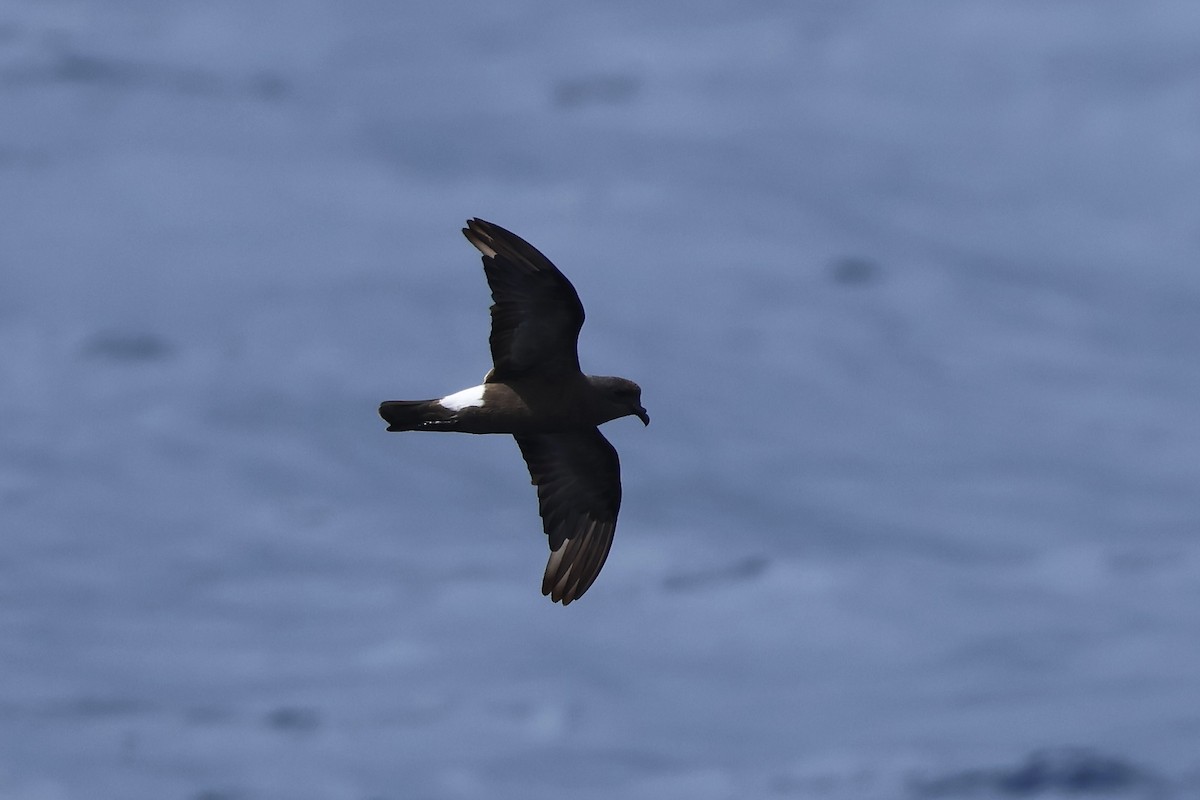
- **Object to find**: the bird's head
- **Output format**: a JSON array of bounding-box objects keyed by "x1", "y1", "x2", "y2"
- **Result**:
[{"x1": 591, "y1": 376, "x2": 649, "y2": 426}]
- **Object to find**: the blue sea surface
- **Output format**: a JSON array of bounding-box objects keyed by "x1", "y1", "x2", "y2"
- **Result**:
[{"x1": 1, "y1": 2, "x2": 1198, "y2": 797}]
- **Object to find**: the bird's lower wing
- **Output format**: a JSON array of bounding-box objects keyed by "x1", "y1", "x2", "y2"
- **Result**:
[{"x1": 513, "y1": 429, "x2": 622, "y2": 604}]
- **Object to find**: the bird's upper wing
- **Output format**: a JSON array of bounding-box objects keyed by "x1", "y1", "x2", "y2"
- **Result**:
[
  {"x1": 513, "y1": 429, "x2": 622, "y2": 605},
  {"x1": 462, "y1": 218, "x2": 585, "y2": 381}
]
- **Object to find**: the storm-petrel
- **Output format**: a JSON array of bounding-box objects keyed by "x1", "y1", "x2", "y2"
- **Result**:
[{"x1": 379, "y1": 218, "x2": 648, "y2": 605}]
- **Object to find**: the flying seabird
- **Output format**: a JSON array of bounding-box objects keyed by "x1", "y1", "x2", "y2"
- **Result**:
[{"x1": 379, "y1": 218, "x2": 648, "y2": 605}]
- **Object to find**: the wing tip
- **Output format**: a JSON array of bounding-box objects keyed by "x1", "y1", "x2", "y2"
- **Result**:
[
  {"x1": 540, "y1": 518, "x2": 614, "y2": 606},
  {"x1": 463, "y1": 218, "x2": 554, "y2": 278},
  {"x1": 463, "y1": 218, "x2": 497, "y2": 258}
]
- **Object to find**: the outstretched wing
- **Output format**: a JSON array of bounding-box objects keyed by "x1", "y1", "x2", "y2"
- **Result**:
[
  {"x1": 513, "y1": 429, "x2": 622, "y2": 605},
  {"x1": 462, "y1": 218, "x2": 585, "y2": 381}
]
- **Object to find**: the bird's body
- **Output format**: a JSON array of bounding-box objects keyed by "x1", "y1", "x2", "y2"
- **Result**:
[
  {"x1": 379, "y1": 219, "x2": 647, "y2": 605},
  {"x1": 381, "y1": 374, "x2": 642, "y2": 435}
]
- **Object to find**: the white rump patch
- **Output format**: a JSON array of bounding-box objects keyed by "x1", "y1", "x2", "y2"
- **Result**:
[{"x1": 439, "y1": 384, "x2": 486, "y2": 412}]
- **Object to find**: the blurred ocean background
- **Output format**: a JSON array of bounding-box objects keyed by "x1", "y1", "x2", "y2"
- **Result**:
[{"x1": 2, "y1": 2, "x2": 1199, "y2": 798}]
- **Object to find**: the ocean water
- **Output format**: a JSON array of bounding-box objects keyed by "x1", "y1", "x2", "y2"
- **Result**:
[{"x1": 2, "y1": 2, "x2": 1198, "y2": 798}]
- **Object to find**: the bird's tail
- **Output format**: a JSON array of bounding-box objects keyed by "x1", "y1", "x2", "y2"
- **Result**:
[{"x1": 378, "y1": 400, "x2": 455, "y2": 432}]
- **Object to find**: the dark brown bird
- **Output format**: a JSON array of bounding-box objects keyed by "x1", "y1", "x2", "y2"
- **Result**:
[{"x1": 379, "y1": 219, "x2": 648, "y2": 605}]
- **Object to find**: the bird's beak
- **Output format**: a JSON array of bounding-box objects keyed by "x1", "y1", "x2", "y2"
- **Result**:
[{"x1": 634, "y1": 405, "x2": 650, "y2": 426}]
